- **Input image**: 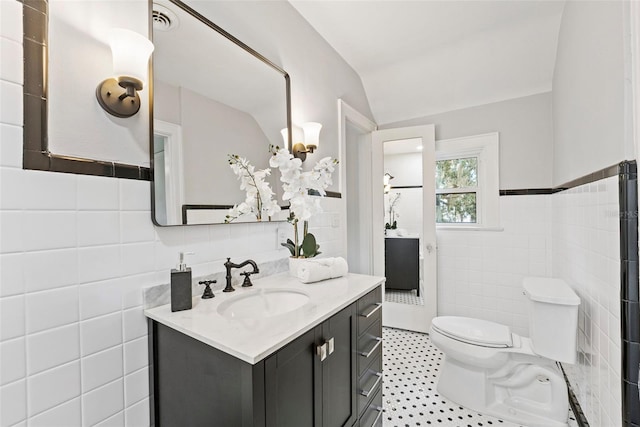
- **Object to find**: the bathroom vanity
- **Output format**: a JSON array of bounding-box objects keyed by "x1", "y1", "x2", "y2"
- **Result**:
[
  {"x1": 145, "y1": 273, "x2": 384, "y2": 427},
  {"x1": 384, "y1": 237, "x2": 420, "y2": 296}
]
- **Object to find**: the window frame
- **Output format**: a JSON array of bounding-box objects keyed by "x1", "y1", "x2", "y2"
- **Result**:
[{"x1": 435, "y1": 133, "x2": 500, "y2": 229}]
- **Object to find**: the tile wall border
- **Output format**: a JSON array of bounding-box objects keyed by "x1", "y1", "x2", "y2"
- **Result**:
[{"x1": 618, "y1": 160, "x2": 639, "y2": 426}]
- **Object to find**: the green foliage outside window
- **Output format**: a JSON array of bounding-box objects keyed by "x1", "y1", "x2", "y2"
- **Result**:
[{"x1": 436, "y1": 157, "x2": 478, "y2": 223}]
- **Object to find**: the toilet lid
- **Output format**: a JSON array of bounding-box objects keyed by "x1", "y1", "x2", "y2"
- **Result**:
[{"x1": 431, "y1": 316, "x2": 513, "y2": 348}]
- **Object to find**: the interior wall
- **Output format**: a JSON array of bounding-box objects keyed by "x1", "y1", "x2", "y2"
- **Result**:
[
  {"x1": 552, "y1": 0, "x2": 631, "y2": 186},
  {"x1": 0, "y1": 1, "x2": 370, "y2": 425},
  {"x1": 553, "y1": 177, "x2": 621, "y2": 427},
  {"x1": 384, "y1": 152, "x2": 423, "y2": 238},
  {"x1": 380, "y1": 92, "x2": 554, "y2": 190},
  {"x1": 47, "y1": 0, "x2": 150, "y2": 166},
  {"x1": 437, "y1": 195, "x2": 552, "y2": 337},
  {"x1": 179, "y1": 86, "x2": 272, "y2": 206},
  {"x1": 550, "y1": 2, "x2": 631, "y2": 424}
]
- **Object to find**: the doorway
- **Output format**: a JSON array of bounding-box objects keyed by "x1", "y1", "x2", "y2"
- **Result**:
[
  {"x1": 340, "y1": 102, "x2": 437, "y2": 333},
  {"x1": 373, "y1": 125, "x2": 437, "y2": 333},
  {"x1": 339, "y1": 100, "x2": 377, "y2": 274}
]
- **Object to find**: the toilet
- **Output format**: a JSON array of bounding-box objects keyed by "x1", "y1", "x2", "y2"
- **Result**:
[{"x1": 430, "y1": 277, "x2": 580, "y2": 427}]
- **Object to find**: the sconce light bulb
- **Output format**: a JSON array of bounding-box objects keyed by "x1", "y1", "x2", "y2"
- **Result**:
[
  {"x1": 302, "y1": 122, "x2": 322, "y2": 152},
  {"x1": 96, "y1": 28, "x2": 154, "y2": 118},
  {"x1": 109, "y1": 28, "x2": 154, "y2": 88}
]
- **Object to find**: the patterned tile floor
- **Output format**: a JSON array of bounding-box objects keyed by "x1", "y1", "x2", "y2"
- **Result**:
[
  {"x1": 385, "y1": 289, "x2": 424, "y2": 306},
  {"x1": 381, "y1": 327, "x2": 579, "y2": 427}
]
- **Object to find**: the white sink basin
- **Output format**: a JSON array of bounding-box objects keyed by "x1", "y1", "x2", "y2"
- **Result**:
[{"x1": 217, "y1": 288, "x2": 310, "y2": 320}]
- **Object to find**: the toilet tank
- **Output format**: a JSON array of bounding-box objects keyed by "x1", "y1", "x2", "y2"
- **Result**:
[{"x1": 523, "y1": 277, "x2": 580, "y2": 364}]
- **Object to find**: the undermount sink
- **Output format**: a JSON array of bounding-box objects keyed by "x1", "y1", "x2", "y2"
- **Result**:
[{"x1": 217, "y1": 288, "x2": 310, "y2": 320}]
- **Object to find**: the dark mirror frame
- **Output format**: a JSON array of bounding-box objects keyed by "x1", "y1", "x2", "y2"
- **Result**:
[
  {"x1": 149, "y1": 0, "x2": 292, "y2": 226},
  {"x1": 22, "y1": 0, "x2": 151, "y2": 180}
]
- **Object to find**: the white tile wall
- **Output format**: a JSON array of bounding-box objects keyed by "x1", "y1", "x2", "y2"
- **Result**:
[
  {"x1": 0, "y1": 3, "x2": 343, "y2": 424},
  {"x1": 552, "y1": 176, "x2": 622, "y2": 427},
  {"x1": 436, "y1": 194, "x2": 553, "y2": 336}
]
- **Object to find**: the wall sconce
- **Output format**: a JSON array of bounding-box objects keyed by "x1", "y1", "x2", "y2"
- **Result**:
[
  {"x1": 96, "y1": 28, "x2": 154, "y2": 118},
  {"x1": 281, "y1": 122, "x2": 322, "y2": 162}
]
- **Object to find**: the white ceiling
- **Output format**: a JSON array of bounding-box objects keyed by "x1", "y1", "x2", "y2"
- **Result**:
[{"x1": 290, "y1": 0, "x2": 565, "y2": 125}]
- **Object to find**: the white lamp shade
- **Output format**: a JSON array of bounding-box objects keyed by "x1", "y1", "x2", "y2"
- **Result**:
[
  {"x1": 302, "y1": 122, "x2": 322, "y2": 149},
  {"x1": 109, "y1": 28, "x2": 154, "y2": 85},
  {"x1": 280, "y1": 128, "x2": 289, "y2": 146},
  {"x1": 292, "y1": 125, "x2": 304, "y2": 144}
]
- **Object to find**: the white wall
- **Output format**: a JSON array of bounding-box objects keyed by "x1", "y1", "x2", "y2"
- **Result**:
[
  {"x1": 553, "y1": 177, "x2": 621, "y2": 427},
  {"x1": 549, "y1": 3, "x2": 630, "y2": 424},
  {"x1": 48, "y1": 0, "x2": 151, "y2": 166},
  {"x1": 0, "y1": 1, "x2": 370, "y2": 425},
  {"x1": 552, "y1": 1, "x2": 632, "y2": 186},
  {"x1": 179, "y1": 86, "x2": 273, "y2": 206},
  {"x1": 381, "y1": 92, "x2": 554, "y2": 189},
  {"x1": 384, "y1": 152, "x2": 423, "y2": 237},
  {"x1": 437, "y1": 195, "x2": 552, "y2": 337}
]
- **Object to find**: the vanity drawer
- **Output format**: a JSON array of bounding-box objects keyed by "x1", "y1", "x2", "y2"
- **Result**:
[
  {"x1": 358, "y1": 386, "x2": 383, "y2": 427},
  {"x1": 357, "y1": 318, "x2": 382, "y2": 377},
  {"x1": 358, "y1": 353, "x2": 382, "y2": 416},
  {"x1": 357, "y1": 287, "x2": 382, "y2": 334}
]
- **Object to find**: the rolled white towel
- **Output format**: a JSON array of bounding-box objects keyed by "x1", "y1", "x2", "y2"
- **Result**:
[{"x1": 297, "y1": 257, "x2": 349, "y2": 283}]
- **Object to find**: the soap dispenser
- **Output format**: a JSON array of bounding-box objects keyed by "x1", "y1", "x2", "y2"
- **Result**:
[{"x1": 171, "y1": 252, "x2": 193, "y2": 312}]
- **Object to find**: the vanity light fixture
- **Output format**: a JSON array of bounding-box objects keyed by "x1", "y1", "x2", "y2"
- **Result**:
[
  {"x1": 281, "y1": 122, "x2": 322, "y2": 162},
  {"x1": 96, "y1": 28, "x2": 154, "y2": 118}
]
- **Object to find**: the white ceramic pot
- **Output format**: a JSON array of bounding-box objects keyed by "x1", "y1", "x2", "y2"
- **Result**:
[{"x1": 289, "y1": 257, "x2": 305, "y2": 277}]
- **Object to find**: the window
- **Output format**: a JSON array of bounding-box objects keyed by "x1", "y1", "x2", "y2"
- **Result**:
[{"x1": 435, "y1": 133, "x2": 499, "y2": 228}]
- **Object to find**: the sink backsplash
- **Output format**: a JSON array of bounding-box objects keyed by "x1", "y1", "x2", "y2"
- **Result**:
[{"x1": 144, "y1": 257, "x2": 290, "y2": 309}]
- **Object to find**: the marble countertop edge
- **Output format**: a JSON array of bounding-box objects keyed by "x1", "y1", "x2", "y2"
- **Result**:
[{"x1": 145, "y1": 272, "x2": 385, "y2": 365}]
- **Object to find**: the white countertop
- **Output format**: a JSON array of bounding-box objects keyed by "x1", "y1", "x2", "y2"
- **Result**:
[{"x1": 144, "y1": 273, "x2": 385, "y2": 364}]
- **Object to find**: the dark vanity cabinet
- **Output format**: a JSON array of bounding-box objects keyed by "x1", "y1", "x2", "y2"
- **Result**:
[
  {"x1": 385, "y1": 237, "x2": 420, "y2": 296},
  {"x1": 356, "y1": 286, "x2": 383, "y2": 427},
  {"x1": 149, "y1": 285, "x2": 383, "y2": 427}
]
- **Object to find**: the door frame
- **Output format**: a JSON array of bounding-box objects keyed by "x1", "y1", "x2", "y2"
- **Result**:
[
  {"x1": 338, "y1": 99, "x2": 377, "y2": 269},
  {"x1": 153, "y1": 119, "x2": 184, "y2": 225},
  {"x1": 373, "y1": 125, "x2": 437, "y2": 333}
]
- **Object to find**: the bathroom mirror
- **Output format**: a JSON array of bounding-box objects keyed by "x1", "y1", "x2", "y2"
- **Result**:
[{"x1": 150, "y1": 0, "x2": 291, "y2": 226}]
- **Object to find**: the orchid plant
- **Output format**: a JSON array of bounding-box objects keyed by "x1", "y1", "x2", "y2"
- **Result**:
[
  {"x1": 225, "y1": 154, "x2": 280, "y2": 223},
  {"x1": 385, "y1": 192, "x2": 401, "y2": 230},
  {"x1": 269, "y1": 145, "x2": 338, "y2": 258}
]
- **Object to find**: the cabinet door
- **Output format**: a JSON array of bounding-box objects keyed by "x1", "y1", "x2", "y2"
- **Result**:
[
  {"x1": 321, "y1": 303, "x2": 357, "y2": 427},
  {"x1": 265, "y1": 326, "x2": 322, "y2": 427},
  {"x1": 384, "y1": 237, "x2": 420, "y2": 294},
  {"x1": 265, "y1": 304, "x2": 358, "y2": 427}
]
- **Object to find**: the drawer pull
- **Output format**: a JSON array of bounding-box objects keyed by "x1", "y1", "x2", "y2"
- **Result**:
[
  {"x1": 317, "y1": 342, "x2": 328, "y2": 361},
  {"x1": 360, "y1": 302, "x2": 382, "y2": 318},
  {"x1": 370, "y1": 405, "x2": 383, "y2": 427},
  {"x1": 327, "y1": 337, "x2": 335, "y2": 355},
  {"x1": 360, "y1": 372, "x2": 382, "y2": 397},
  {"x1": 359, "y1": 337, "x2": 382, "y2": 358}
]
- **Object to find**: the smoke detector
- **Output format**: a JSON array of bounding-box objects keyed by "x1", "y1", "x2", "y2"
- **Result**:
[{"x1": 152, "y1": 4, "x2": 179, "y2": 31}]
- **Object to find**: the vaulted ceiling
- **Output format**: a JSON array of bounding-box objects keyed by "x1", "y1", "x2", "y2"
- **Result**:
[{"x1": 290, "y1": 1, "x2": 565, "y2": 125}]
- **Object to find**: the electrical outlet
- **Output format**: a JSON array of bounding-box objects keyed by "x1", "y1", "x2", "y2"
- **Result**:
[{"x1": 331, "y1": 213, "x2": 340, "y2": 228}]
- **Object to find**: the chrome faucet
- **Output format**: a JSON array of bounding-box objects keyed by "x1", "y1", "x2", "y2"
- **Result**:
[{"x1": 223, "y1": 258, "x2": 259, "y2": 292}]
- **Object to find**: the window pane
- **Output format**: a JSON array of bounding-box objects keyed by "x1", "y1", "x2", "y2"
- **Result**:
[
  {"x1": 436, "y1": 193, "x2": 477, "y2": 223},
  {"x1": 435, "y1": 157, "x2": 478, "y2": 189}
]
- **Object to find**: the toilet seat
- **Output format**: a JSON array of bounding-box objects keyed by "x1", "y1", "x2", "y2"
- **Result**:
[{"x1": 431, "y1": 316, "x2": 513, "y2": 348}]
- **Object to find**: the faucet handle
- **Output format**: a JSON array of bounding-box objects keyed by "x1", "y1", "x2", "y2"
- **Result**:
[
  {"x1": 240, "y1": 272, "x2": 253, "y2": 288},
  {"x1": 198, "y1": 280, "x2": 216, "y2": 299}
]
